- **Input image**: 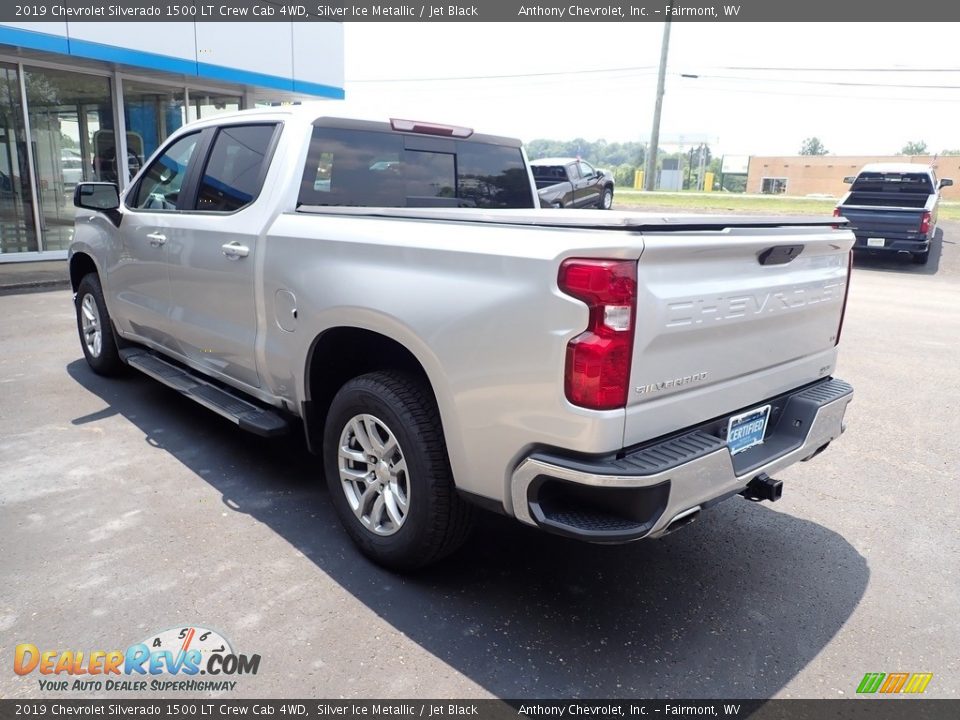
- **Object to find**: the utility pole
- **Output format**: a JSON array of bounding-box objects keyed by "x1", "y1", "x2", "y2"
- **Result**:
[{"x1": 644, "y1": 19, "x2": 671, "y2": 192}]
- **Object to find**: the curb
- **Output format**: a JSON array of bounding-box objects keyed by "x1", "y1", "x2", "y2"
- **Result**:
[{"x1": 0, "y1": 278, "x2": 71, "y2": 293}]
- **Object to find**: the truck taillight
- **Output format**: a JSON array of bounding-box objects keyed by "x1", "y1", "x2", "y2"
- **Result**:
[
  {"x1": 832, "y1": 207, "x2": 844, "y2": 229},
  {"x1": 836, "y1": 250, "x2": 853, "y2": 346},
  {"x1": 920, "y1": 210, "x2": 932, "y2": 235},
  {"x1": 558, "y1": 259, "x2": 637, "y2": 410}
]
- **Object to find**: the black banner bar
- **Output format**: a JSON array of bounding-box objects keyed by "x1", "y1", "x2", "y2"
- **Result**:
[
  {"x1": 1, "y1": 700, "x2": 959, "y2": 720},
  {"x1": 0, "y1": 0, "x2": 959, "y2": 22}
]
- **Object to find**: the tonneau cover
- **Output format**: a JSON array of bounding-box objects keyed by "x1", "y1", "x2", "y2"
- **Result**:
[{"x1": 296, "y1": 205, "x2": 848, "y2": 231}]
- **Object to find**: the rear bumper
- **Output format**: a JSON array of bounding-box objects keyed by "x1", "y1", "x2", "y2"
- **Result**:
[
  {"x1": 510, "y1": 378, "x2": 853, "y2": 543},
  {"x1": 852, "y1": 233, "x2": 930, "y2": 253}
]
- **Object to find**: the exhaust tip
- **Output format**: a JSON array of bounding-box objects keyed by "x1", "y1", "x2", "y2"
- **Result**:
[
  {"x1": 741, "y1": 473, "x2": 783, "y2": 503},
  {"x1": 664, "y1": 506, "x2": 701, "y2": 535}
]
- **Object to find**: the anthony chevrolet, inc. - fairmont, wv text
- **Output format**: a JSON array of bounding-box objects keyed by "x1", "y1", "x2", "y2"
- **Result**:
[{"x1": 517, "y1": 4, "x2": 738, "y2": 18}]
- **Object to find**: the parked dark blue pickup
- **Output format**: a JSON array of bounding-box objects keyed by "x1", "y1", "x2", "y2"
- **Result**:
[{"x1": 834, "y1": 163, "x2": 952, "y2": 265}]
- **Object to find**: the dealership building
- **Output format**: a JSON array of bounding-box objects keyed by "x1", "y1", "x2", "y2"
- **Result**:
[{"x1": 0, "y1": 21, "x2": 344, "y2": 262}]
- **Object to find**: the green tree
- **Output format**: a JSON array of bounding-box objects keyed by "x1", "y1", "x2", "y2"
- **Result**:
[
  {"x1": 526, "y1": 138, "x2": 646, "y2": 169},
  {"x1": 900, "y1": 140, "x2": 928, "y2": 155},
  {"x1": 799, "y1": 137, "x2": 829, "y2": 156},
  {"x1": 939, "y1": 149, "x2": 960, "y2": 156},
  {"x1": 613, "y1": 164, "x2": 636, "y2": 187},
  {"x1": 723, "y1": 175, "x2": 747, "y2": 193}
]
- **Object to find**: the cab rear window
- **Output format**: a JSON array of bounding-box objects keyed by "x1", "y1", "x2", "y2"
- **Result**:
[
  {"x1": 298, "y1": 127, "x2": 534, "y2": 209},
  {"x1": 851, "y1": 172, "x2": 934, "y2": 194}
]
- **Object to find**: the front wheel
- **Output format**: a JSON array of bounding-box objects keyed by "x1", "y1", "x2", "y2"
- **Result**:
[
  {"x1": 323, "y1": 371, "x2": 473, "y2": 570},
  {"x1": 598, "y1": 186, "x2": 614, "y2": 209},
  {"x1": 75, "y1": 273, "x2": 125, "y2": 376}
]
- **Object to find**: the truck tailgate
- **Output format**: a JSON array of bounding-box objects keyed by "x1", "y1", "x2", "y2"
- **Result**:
[
  {"x1": 838, "y1": 206, "x2": 924, "y2": 236},
  {"x1": 624, "y1": 225, "x2": 852, "y2": 446}
]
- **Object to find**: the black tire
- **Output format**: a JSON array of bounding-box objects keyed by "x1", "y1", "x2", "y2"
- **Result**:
[
  {"x1": 912, "y1": 250, "x2": 929, "y2": 265},
  {"x1": 323, "y1": 371, "x2": 473, "y2": 571},
  {"x1": 75, "y1": 273, "x2": 125, "y2": 376},
  {"x1": 598, "y1": 186, "x2": 614, "y2": 210}
]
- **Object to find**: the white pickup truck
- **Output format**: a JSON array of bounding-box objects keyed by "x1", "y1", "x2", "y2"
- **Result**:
[{"x1": 69, "y1": 106, "x2": 854, "y2": 570}]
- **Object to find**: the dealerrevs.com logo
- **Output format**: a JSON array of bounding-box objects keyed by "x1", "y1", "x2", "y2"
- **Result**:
[{"x1": 14, "y1": 626, "x2": 260, "y2": 693}]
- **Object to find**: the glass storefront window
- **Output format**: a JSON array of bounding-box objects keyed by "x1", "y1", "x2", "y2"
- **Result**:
[
  {"x1": 0, "y1": 63, "x2": 38, "y2": 254},
  {"x1": 0, "y1": 67, "x2": 246, "y2": 257},
  {"x1": 122, "y1": 81, "x2": 186, "y2": 172},
  {"x1": 187, "y1": 92, "x2": 241, "y2": 122},
  {"x1": 24, "y1": 67, "x2": 116, "y2": 252}
]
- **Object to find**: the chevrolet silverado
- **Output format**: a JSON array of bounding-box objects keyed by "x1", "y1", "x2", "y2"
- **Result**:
[
  {"x1": 835, "y1": 163, "x2": 952, "y2": 265},
  {"x1": 69, "y1": 107, "x2": 855, "y2": 569}
]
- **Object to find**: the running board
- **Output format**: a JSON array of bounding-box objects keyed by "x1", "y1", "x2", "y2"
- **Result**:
[{"x1": 120, "y1": 349, "x2": 289, "y2": 437}]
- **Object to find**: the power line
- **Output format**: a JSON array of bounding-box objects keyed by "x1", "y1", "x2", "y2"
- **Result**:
[
  {"x1": 348, "y1": 65, "x2": 657, "y2": 83},
  {"x1": 685, "y1": 82, "x2": 960, "y2": 104},
  {"x1": 681, "y1": 73, "x2": 960, "y2": 90},
  {"x1": 718, "y1": 65, "x2": 960, "y2": 73},
  {"x1": 348, "y1": 65, "x2": 960, "y2": 90}
]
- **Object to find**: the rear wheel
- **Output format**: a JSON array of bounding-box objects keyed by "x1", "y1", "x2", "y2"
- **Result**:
[
  {"x1": 75, "y1": 273, "x2": 124, "y2": 376},
  {"x1": 323, "y1": 371, "x2": 473, "y2": 570},
  {"x1": 912, "y1": 250, "x2": 929, "y2": 265}
]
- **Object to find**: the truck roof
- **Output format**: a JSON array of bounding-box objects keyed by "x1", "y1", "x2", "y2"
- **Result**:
[
  {"x1": 530, "y1": 157, "x2": 581, "y2": 165},
  {"x1": 177, "y1": 103, "x2": 523, "y2": 147}
]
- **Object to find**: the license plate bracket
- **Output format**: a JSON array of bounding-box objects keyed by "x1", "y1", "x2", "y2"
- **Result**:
[{"x1": 726, "y1": 405, "x2": 771, "y2": 455}]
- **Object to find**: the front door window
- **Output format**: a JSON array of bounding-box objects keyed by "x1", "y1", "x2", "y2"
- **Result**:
[{"x1": 130, "y1": 132, "x2": 200, "y2": 211}]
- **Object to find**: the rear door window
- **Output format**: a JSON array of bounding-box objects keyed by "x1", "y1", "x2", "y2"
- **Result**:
[
  {"x1": 299, "y1": 127, "x2": 534, "y2": 209},
  {"x1": 195, "y1": 124, "x2": 278, "y2": 212}
]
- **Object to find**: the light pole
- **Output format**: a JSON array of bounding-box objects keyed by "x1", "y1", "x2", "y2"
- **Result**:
[{"x1": 644, "y1": 19, "x2": 672, "y2": 192}]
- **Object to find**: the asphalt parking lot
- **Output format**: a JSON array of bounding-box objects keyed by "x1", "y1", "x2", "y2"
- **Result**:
[{"x1": 1, "y1": 223, "x2": 958, "y2": 701}]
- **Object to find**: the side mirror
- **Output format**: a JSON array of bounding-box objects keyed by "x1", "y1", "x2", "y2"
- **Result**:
[
  {"x1": 939, "y1": 178, "x2": 953, "y2": 188},
  {"x1": 74, "y1": 182, "x2": 120, "y2": 211},
  {"x1": 842, "y1": 176, "x2": 856, "y2": 184}
]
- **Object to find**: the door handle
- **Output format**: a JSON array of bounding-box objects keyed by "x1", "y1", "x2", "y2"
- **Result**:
[
  {"x1": 146, "y1": 232, "x2": 167, "y2": 247},
  {"x1": 222, "y1": 241, "x2": 250, "y2": 259}
]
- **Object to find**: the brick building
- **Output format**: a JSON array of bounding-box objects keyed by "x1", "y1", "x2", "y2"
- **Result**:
[{"x1": 746, "y1": 155, "x2": 960, "y2": 201}]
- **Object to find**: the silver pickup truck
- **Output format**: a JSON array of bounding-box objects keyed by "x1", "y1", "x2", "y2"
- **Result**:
[{"x1": 69, "y1": 106, "x2": 855, "y2": 570}]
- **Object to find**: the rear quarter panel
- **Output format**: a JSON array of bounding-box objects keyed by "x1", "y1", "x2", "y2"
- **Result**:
[{"x1": 260, "y1": 213, "x2": 644, "y2": 511}]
